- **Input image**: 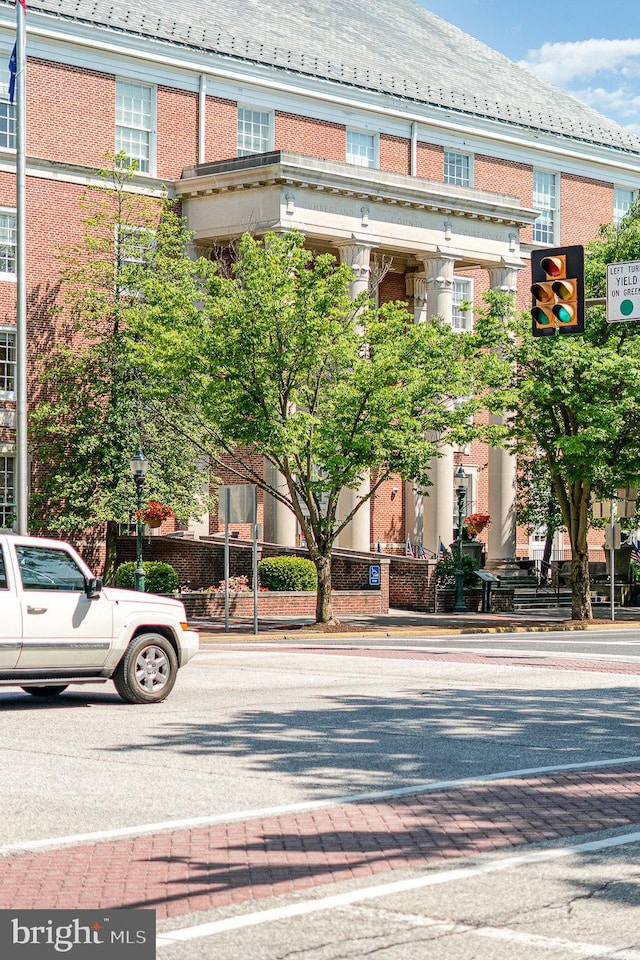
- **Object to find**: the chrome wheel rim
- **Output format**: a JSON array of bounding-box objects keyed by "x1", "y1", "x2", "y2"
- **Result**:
[{"x1": 135, "y1": 645, "x2": 170, "y2": 692}]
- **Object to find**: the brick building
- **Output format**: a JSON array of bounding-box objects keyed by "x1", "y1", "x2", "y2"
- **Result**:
[{"x1": 0, "y1": 0, "x2": 639, "y2": 564}]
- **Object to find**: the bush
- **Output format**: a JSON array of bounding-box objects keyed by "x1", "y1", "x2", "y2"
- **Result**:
[
  {"x1": 258, "y1": 555, "x2": 318, "y2": 591},
  {"x1": 433, "y1": 551, "x2": 479, "y2": 588},
  {"x1": 114, "y1": 561, "x2": 179, "y2": 595}
]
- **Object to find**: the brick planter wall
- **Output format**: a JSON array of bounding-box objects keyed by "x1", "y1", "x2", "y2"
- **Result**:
[{"x1": 181, "y1": 590, "x2": 385, "y2": 619}]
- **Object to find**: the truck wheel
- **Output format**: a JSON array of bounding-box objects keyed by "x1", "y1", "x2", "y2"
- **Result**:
[
  {"x1": 21, "y1": 685, "x2": 68, "y2": 697},
  {"x1": 112, "y1": 633, "x2": 178, "y2": 704}
]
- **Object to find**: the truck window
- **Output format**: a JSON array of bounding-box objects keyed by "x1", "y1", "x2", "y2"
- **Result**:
[
  {"x1": 15, "y1": 545, "x2": 86, "y2": 592},
  {"x1": 0, "y1": 546, "x2": 6, "y2": 589}
]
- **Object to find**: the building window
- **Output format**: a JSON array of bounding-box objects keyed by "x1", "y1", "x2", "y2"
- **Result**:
[
  {"x1": 533, "y1": 170, "x2": 557, "y2": 244},
  {"x1": 116, "y1": 225, "x2": 155, "y2": 270},
  {"x1": 237, "y1": 108, "x2": 272, "y2": 156},
  {"x1": 0, "y1": 211, "x2": 16, "y2": 275},
  {"x1": 452, "y1": 278, "x2": 473, "y2": 331},
  {"x1": 346, "y1": 130, "x2": 376, "y2": 167},
  {"x1": 0, "y1": 330, "x2": 15, "y2": 397},
  {"x1": 614, "y1": 187, "x2": 635, "y2": 226},
  {"x1": 444, "y1": 151, "x2": 471, "y2": 187},
  {"x1": 116, "y1": 80, "x2": 154, "y2": 174},
  {"x1": 0, "y1": 61, "x2": 16, "y2": 150},
  {"x1": 0, "y1": 454, "x2": 14, "y2": 528}
]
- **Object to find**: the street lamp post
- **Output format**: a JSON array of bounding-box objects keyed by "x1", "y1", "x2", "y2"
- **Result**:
[
  {"x1": 129, "y1": 446, "x2": 149, "y2": 592},
  {"x1": 453, "y1": 464, "x2": 469, "y2": 613}
]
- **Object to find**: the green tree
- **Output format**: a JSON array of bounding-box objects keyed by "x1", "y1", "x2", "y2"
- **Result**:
[
  {"x1": 29, "y1": 157, "x2": 214, "y2": 581},
  {"x1": 134, "y1": 231, "x2": 509, "y2": 623},
  {"x1": 499, "y1": 209, "x2": 640, "y2": 620}
]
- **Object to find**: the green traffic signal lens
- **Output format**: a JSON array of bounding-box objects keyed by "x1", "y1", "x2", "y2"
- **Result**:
[
  {"x1": 553, "y1": 304, "x2": 574, "y2": 324},
  {"x1": 532, "y1": 307, "x2": 551, "y2": 325}
]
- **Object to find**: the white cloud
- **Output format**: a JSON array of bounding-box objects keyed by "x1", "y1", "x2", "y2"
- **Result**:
[{"x1": 519, "y1": 38, "x2": 640, "y2": 86}]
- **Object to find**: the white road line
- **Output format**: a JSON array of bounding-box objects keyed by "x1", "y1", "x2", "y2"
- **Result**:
[
  {"x1": 2, "y1": 755, "x2": 640, "y2": 857},
  {"x1": 361, "y1": 910, "x2": 640, "y2": 959},
  {"x1": 156, "y1": 829, "x2": 640, "y2": 946}
]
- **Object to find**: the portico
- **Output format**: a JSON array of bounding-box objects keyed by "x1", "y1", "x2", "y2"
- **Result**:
[{"x1": 176, "y1": 151, "x2": 536, "y2": 560}]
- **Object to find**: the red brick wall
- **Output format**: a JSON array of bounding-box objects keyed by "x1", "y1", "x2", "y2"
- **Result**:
[
  {"x1": 416, "y1": 141, "x2": 442, "y2": 180},
  {"x1": 204, "y1": 96, "x2": 237, "y2": 162},
  {"x1": 276, "y1": 113, "x2": 345, "y2": 161},
  {"x1": 28, "y1": 59, "x2": 114, "y2": 167},
  {"x1": 157, "y1": 86, "x2": 198, "y2": 179},
  {"x1": 560, "y1": 173, "x2": 612, "y2": 245},
  {"x1": 380, "y1": 134, "x2": 410, "y2": 175}
]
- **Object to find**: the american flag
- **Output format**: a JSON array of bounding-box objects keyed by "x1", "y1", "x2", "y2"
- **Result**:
[
  {"x1": 631, "y1": 540, "x2": 640, "y2": 565},
  {"x1": 438, "y1": 539, "x2": 448, "y2": 560},
  {"x1": 406, "y1": 539, "x2": 414, "y2": 557}
]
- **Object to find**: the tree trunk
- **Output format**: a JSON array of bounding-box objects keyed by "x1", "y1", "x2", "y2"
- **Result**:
[
  {"x1": 571, "y1": 548, "x2": 592, "y2": 621},
  {"x1": 102, "y1": 519, "x2": 120, "y2": 585},
  {"x1": 314, "y1": 553, "x2": 336, "y2": 624}
]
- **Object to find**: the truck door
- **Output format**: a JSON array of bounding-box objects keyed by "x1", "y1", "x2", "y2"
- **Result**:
[
  {"x1": 0, "y1": 542, "x2": 21, "y2": 667},
  {"x1": 15, "y1": 543, "x2": 113, "y2": 669}
]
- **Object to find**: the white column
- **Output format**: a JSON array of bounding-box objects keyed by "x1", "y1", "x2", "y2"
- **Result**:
[
  {"x1": 486, "y1": 262, "x2": 521, "y2": 562},
  {"x1": 263, "y1": 458, "x2": 297, "y2": 546},
  {"x1": 335, "y1": 239, "x2": 374, "y2": 552},
  {"x1": 421, "y1": 254, "x2": 457, "y2": 555}
]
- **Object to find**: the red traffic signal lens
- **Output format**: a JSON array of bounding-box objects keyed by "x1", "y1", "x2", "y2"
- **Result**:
[
  {"x1": 552, "y1": 303, "x2": 575, "y2": 324},
  {"x1": 540, "y1": 255, "x2": 566, "y2": 278}
]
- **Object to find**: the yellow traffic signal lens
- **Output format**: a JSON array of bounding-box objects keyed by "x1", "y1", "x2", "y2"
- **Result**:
[
  {"x1": 540, "y1": 255, "x2": 566, "y2": 278},
  {"x1": 552, "y1": 303, "x2": 575, "y2": 324},
  {"x1": 552, "y1": 280, "x2": 575, "y2": 301}
]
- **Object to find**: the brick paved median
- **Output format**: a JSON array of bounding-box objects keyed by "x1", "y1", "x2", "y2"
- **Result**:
[{"x1": 0, "y1": 765, "x2": 639, "y2": 919}]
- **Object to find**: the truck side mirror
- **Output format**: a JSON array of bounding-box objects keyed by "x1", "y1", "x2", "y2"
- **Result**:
[{"x1": 85, "y1": 577, "x2": 103, "y2": 599}]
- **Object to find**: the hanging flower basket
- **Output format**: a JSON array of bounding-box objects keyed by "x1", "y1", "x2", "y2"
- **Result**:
[
  {"x1": 136, "y1": 500, "x2": 175, "y2": 529},
  {"x1": 463, "y1": 513, "x2": 491, "y2": 538}
]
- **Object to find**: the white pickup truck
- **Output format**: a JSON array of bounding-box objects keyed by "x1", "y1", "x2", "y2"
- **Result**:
[{"x1": 0, "y1": 533, "x2": 199, "y2": 704}]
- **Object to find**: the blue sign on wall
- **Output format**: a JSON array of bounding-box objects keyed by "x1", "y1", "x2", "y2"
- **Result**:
[{"x1": 369, "y1": 564, "x2": 381, "y2": 586}]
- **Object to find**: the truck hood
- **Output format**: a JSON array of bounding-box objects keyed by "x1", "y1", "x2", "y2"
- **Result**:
[{"x1": 101, "y1": 586, "x2": 186, "y2": 616}]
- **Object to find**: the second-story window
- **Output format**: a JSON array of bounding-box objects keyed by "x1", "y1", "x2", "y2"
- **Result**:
[
  {"x1": 0, "y1": 59, "x2": 16, "y2": 150},
  {"x1": 0, "y1": 210, "x2": 16, "y2": 275},
  {"x1": 452, "y1": 278, "x2": 473, "y2": 331},
  {"x1": 0, "y1": 329, "x2": 16, "y2": 398},
  {"x1": 614, "y1": 187, "x2": 635, "y2": 226},
  {"x1": 444, "y1": 151, "x2": 471, "y2": 187},
  {"x1": 237, "y1": 108, "x2": 272, "y2": 156},
  {"x1": 116, "y1": 80, "x2": 154, "y2": 174},
  {"x1": 0, "y1": 453, "x2": 14, "y2": 529},
  {"x1": 346, "y1": 130, "x2": 376, "y2": 167},
  {"x1": 533, "y1": 170, "x2": 557, "y2": 244}
]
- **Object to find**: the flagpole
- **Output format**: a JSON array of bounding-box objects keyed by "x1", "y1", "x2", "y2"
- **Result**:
[{"x1": 15, "y1": 0, "x2": 28, "y2": 534}]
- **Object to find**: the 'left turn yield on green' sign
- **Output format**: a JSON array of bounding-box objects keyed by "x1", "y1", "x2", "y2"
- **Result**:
[{"x1": 607, "y1": 260, "x2": 640, "y2": 322}]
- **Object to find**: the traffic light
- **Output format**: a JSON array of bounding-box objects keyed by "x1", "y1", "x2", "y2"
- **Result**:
[{"x1": 530, "y1": 245, "x2": 585, "y2": 337}]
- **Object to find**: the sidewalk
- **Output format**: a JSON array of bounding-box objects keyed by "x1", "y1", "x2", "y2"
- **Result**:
[{"x1": 191, "y1": 604, "x2": 640, "y2": 642}]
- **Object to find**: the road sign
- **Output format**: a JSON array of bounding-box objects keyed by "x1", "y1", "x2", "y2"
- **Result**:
[
  {"x1": 606, "y1": 260, "x2": 640, "y2": 322},
  {"x1": 368, "y1": 564, "x2": 381, "y2": 586}
]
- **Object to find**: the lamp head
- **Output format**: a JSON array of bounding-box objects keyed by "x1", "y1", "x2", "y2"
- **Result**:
[{"x1": 129, "y1": 446, "x2": 149, "y2": 482}]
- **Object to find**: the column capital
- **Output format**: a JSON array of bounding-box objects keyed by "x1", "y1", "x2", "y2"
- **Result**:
[{"x1": 487, "y1": 259, "x2": 524, "y2": 295}]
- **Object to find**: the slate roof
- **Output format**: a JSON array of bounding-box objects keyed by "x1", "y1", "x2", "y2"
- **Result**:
[{"x1": 6, "y1": 0, "x2": 640, "y2": 155}]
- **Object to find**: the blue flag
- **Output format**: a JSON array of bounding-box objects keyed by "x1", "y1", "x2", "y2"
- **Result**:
[{"x1": 8, "y1": 44, "x2": 16, "y2": 105}]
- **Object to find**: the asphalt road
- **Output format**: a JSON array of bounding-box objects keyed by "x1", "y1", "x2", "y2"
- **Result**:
[{"x1": 1, "y1": 632, "x2": 639, "y2": 958}]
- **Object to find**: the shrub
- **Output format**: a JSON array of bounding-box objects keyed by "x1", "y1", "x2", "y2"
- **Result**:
[
  {"x1": 114, "y1": 561, "x2": 179, "y2": 595},
  {"x1": 258, "y1": 555, "x2": 318, "y2": 592},
  {"x1": 433, "y1": 551, "x2": 479, "y2": 588}
]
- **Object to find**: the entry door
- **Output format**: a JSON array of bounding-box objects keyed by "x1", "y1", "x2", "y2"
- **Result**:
[
  {"x1": 0, "y1": 544, "x2": 21, "y2": 667},
  {"x1": 15, "y1": 544, "x2": 113, "y2": 669}
]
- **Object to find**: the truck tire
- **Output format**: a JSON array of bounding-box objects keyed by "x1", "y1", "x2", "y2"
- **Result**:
[
  {"x1": 21, "y1": 685, "x2": 68, "y2": 698},
  {"x1": 112, "y1": 633, "x2": 178, "y2": 704}
]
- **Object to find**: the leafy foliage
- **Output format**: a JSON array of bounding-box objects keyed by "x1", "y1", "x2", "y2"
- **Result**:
[
  {"x1": 114, "y1": 561, "x2": 179, "y2": 594},
  {"x1": 258, "y1": 556, "x2": 318, "y2": 592},
  {"x1": 433, "y1": 550, "x2": 480, "y2": 587}
]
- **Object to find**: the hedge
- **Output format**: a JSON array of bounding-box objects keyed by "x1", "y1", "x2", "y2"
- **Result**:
[
  {"x1": 114, "y1": 561, "x2": 179, "y2": 595},
  {"x1": 258, "y1": 556, "x2": 318, "y2": 591}
]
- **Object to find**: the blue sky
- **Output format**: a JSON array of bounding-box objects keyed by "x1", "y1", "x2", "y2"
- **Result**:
[{"x1": 418, "y1": 0, "x2": 640, "y2": 134}]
